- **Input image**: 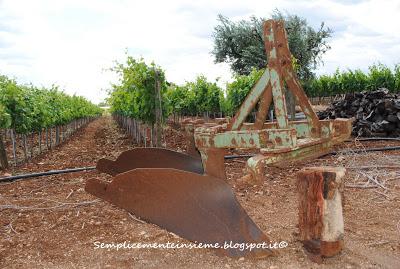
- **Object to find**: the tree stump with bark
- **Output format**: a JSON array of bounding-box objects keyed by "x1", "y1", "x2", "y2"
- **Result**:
[{"x1": 297, "y1": 166, "x2": 346, "y2": 263}]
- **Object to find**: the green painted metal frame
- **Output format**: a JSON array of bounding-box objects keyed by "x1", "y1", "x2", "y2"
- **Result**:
[{"x1": 188, "y1": 20, "x2": 352, "y2": 184}]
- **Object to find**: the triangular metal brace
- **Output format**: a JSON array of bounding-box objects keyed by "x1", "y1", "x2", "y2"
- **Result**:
[{"x1": 227, "y1": 20, "x2": 321, "y2": 137}]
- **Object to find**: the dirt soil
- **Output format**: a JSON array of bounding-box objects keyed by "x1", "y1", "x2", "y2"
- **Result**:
[{"x1": 1, "y1": 117, "x2": 399, "y2": 269}]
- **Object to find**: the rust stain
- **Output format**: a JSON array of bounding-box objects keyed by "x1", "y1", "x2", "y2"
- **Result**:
[
  {"x1": 274, "y1": 137, "x2": 282, "y2": 145},
  {"x1": 240, "y1": 137, "x2": 246, "y2": 145}
]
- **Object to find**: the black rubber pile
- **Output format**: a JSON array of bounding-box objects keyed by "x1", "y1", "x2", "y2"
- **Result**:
[{"x1": 318, "y1": 88, "x2": 400, "y2": 137}]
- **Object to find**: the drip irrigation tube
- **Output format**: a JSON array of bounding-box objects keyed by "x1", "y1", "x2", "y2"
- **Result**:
[
  {"x1": 326, "y1": 146, "x2": 400, "y2": 156},
  {"x1": 226, "y1": 145, "x2": 400, "y2": 159},
  {"x1": 0, "y1": 166, "x2": 96, "y2": 183},
  {"x1": 224, "y1": 154, "x2": 255, "y2": 160},
  {"x1": 1, "y1": 137, "x2": 399, "y2": 184},
  {"x1": 346, "y1": 137, "x2": 400, "y2": 142}
]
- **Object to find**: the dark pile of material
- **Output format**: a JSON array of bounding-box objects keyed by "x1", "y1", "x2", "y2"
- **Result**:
[{"x1": 318, "y1": 88, "x2": 400, "y2": 137}]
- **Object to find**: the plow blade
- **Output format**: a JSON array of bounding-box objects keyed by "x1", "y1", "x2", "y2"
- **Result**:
[
  {"x1": 96, "y1": 148, "x2": 203, "y2": 176},
  {"x1": 85, "y1": 168, "x2": 274, "y2": 258}
]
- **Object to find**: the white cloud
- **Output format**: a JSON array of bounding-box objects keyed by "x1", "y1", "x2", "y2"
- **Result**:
[{"x1": 0, "y1": 0, "x2": 399, "y2": 103}]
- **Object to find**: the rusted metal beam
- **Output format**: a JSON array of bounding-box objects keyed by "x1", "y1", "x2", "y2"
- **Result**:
[
  {"x1": 227, "y1": 69, "x2": 271, "y2": 131},
  {"x1": 199, "y1": 148, "x2": 227, "y2": 179},
  {"x1": 254, "y1": 84, "x2": 273, "y2": 129},
  {"x1": 244, "y1": 119, "x2": 351, "y2": 183},
  {"x1": 270, "y1": 20, "x2": 320, "y2": 136},
  {"x1": 264, "y1": 20, "x2": 289, "y2": 129},
  {"x1": 195, "y1": 128, "x2": 296, "y2": 149}
]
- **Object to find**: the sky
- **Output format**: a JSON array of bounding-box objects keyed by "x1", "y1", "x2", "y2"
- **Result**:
[{"x1": 0, "y1": 0, "x2": 399, "y2": 104}]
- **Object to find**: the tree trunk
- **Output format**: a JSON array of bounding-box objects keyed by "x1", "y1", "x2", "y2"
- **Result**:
[{"x1": 297, "y1": 167, "x2": 346, "y2": 262}]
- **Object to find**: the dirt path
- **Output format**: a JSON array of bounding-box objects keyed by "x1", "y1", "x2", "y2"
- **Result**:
[{"x1": 1, "y1": 117, "x2": 399, "y2": 268}]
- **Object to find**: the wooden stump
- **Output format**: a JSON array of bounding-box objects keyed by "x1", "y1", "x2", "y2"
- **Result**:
[{"x1": 297, "y1": 166, "x2": 345, "y2": 262}]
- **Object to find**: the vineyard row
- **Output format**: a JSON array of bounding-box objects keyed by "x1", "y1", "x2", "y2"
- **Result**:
[
  {"x1": 109, "y1": 57, "x2": 400, "y2": 128},
  {"x1": 0, "y1": 75, "x2": 102, "y2": 169},
  {"x1": 0, "y1": 117, "x2": 97, "y2": 168}
]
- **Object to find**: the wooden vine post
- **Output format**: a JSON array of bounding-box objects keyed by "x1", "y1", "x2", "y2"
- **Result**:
[
  {"x1": 297, "y1": 166, "x2": 346, "y2": 263},
  {"x1": 0, "y1": 136, "x2": 8, "y2": 169},
  {"x1": 154, "y1": 70, "x2": 162, "y2": 147}
]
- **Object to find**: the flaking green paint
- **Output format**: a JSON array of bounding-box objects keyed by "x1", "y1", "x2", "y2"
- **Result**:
[
  {"x1": 195, "y1": 129, "x2": 295, "y2": 149},
  {"x1": 269, "y1": 69, "x2": 289, "y2": 128},
  {"x1": 230, "y1": 70, "x2": 271, "y2": 130}
]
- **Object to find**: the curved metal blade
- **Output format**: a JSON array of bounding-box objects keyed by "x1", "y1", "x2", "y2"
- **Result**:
[
  {"x1": 85, "y1": 168, "x2": 274, "y2": 258},
  {"x1": 97, "y1": 148, "x2": 204, "y2": 176}
]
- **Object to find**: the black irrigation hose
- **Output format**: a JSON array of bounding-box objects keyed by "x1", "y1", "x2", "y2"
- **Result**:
[
  {"x1": 0, "y1": 157, "x2": 252, "y2": 183},
  {"x1": 0, "y1": 166, "x2": 96, "y2": 183},
  {"x1": 226, "y1": 145, "x2": 400, "y2": 160},
  {"x1": 325, "y1": 146, "x2": 400, "y2": 157},
  {"x1": 1, "y1": 137, "x2": 399, "y2": 184},
  {"x1": 224, "y1": 154, "x2": 255, "y2": 160},
  {"x1": 349, "y1": 137, "x2": 400, "y2": 142}
]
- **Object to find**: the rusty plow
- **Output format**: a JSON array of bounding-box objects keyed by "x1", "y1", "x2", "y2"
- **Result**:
[{"x1": 86, "y1": 149, "x2": 274, "y2": 258}]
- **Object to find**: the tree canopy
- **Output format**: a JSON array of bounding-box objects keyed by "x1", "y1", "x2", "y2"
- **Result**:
[
  {"x1": 108, "y1": 56, "x2": 168, "y2": 124},
  {"x1": 212, "y1": 10, "x2": 332, "y2": 80}
]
